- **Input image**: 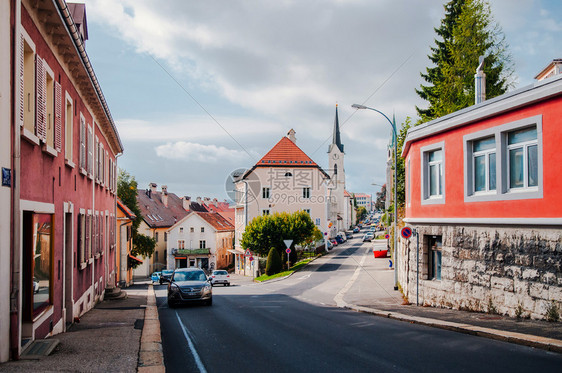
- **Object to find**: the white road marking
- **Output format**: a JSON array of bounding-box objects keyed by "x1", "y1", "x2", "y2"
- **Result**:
[
  {"x1": 333, "y1": 246, "x2": 368, "y2": 308},
  {"x1": 175, "y1": 311, "x2": 208, "y2": 373},
  {"x1": 298, "y1": 274, "x2": 311, "y2": 279}
]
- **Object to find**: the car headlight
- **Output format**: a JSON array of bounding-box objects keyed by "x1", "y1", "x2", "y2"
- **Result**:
[
  {"x1": 203, "y1": 284, "x2": 212, "y2": 293},
  {"x1": 169, "y1": 283, "x2": 180, "y2": 292}
]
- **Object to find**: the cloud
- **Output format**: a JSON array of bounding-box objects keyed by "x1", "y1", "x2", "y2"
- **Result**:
[{"x1": 155, "y1": 141, "x2": 253, "y2": 163}]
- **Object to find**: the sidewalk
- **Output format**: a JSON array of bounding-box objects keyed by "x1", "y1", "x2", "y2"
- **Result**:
[
  {"x1": 0, "y1": 281, "x2": 159, "y2": 372},
  {"x1": 340, "y1": 239, "x2": 562, "y2": 353}
]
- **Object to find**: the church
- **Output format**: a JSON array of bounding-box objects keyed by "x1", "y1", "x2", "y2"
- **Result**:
[{"x1": 232, "y1": 106, "x2": 354, "y2": 275}]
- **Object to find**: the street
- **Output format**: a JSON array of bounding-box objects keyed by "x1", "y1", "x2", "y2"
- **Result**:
[{"x1": 154, "y1": 236, "x2": 562, "y2": 372}]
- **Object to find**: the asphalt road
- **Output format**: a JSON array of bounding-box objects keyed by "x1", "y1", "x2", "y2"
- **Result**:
[{"x1": 154, "y1": 237, "x2": 562, "y2": 372}]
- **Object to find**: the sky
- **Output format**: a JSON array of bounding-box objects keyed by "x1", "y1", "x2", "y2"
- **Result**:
[{"x1": 79, "y1": 0, "x2": 562, "y2": 203}]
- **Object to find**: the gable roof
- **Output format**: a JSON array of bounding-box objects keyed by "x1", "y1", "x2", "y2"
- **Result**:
[
  {"x1": 137, "y1": 189, "x2": 198, "y2": 228},
  {"x1": 117, "y1": 198, "x2": 136, "y2": 219},
  {"x1": 170, "y1": 211, "x2": 234, "y2": 232},
  {"x1": 242, "y1": 135, "x2": 330, "y2": 180}
]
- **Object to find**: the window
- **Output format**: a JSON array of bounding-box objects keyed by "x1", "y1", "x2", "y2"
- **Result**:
[
  {"x1": 473, "y1": 137, "x2": 496, "y2": 193},
  {"x1": 262, "y1": 187, "x2": 270, "y2": 199},
  {"x1": 421, "y1": 142, "x2": 445, "y2": 204},
  {"x1": 262, "y1": 209, "x2": 270, "y2": 215},
  {"x1": 155, "y1": 251, "x2": 159, "y2": 262},
  {"x1": 78, "y1": 212, "x2": 86, "y2": 267},
  {"x1": 190, "y1": 227, "x2": 194, "y2": 233},
  {"x1": 164, "y1": 232, "x2": 167, "y2": 242},
  {"x1": 464, "y1": 116, "x2": 542, "y2": 202},
  {"x1": 87, "y1": 125, "x2": 93, "y2": 178},
  {"x1": 65, "y1": 93, "x2": 73, "y2": 163},
  {"x1": 303, "y1": 187, "x2": 311, "y2": 199},
  {"x1": 179, "y1": 227, "x2": 183, "y2": 233},
  {"x1": 155, "y1": 232, "x2": 159, "y2": 242},
  {"x1": 201, "y1": 227, "x2": 205, "y2": 233},
  {"x1": 507, "y1": 127, "x2": 538, "y2": 190},
  {"x1": 428, "y1": 235, "x2": 442, "y2": 280},
  {"x1": 178, "y1": 240, "x2": 185, "y2": 250},
  {"x1": 22, "y1": 212, "x2": 53, "y2": 319},
  {"x1": 21, "y1": 33, "x2": 36, "y2": 132},
  {"x1": 200, "y1": 240, "x2": 206, "y2": 249},
  {"x1": 315, "y1": 218, "x2": 320, "y2": 225},
  {"x1": 304, "y1": 209, "x2": 310, "y2": 215}
]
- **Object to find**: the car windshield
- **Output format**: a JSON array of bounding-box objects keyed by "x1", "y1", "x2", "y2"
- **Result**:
[
  {"x1": 214, "y1": 271, "x2": 227, "y2": 275},
  {"x1": 174, "y1": 271, "x2": 207, "y2": 282},
  {"x1": 162, "y1": 270, "x2": 173, "y2": 275}
]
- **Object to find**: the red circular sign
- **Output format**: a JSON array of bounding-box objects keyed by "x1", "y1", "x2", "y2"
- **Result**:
[
  {"x1": 286, "y1": 248, "x2": 291, "y2": 254},
  {"x1": 401, "y1": 227, "x2": 413, "y2": 239},
  {"x1": 385, "y1": 234, "x2": 390, "y2": 239}
]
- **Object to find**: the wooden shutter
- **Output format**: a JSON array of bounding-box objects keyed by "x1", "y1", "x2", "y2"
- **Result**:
[
  {"x1": 54, "y1": 81, "x2": 62, "y2": 151},
  {"x1": 35, "y1": 56, "x2": 47, "y2": 142},
  {"x1": 19, "y1": 35, "x2": 25, "y2": 127},
  {"x1": 80, "y1": 117, "x2": 86, "y2": 169}
]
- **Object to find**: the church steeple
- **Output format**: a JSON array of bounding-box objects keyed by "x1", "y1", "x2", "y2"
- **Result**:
[{"x1": 330, "y1": 104, "x2": 344, "y2": 153}]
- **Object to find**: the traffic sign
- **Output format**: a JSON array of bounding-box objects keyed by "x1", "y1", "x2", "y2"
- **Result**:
[
  {"x1": 286, "y1": 248, "x2": 291, "y2": 254},
  {"x1": 401, "y1": 226, "x2": 413, "y2": 239},
  {"x1": 385, "y1": 234, "x2": 390, "y2": 239},
  {"x1": 244, "y1": 249, "x2": 251, "y2": 257},
  {"x1": 249, "y1": 256, "x2": 254, "y2": 262}
]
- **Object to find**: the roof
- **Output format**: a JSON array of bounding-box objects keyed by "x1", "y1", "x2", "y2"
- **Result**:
[
  {"x1": 257, "y1": 137, "x2": 319, "y2": 167},
  {"x1": 196, "y1": 212, "x2": 234, "y2": 232},
  {"x1": 242, "y1": 134, "x2": 330, "y2": 180},
  {"x1": 329, "y1": 105, "x2": 344, "y2": 153},
  {"x1": 137, "y1": 189, "x2": 195, "y2": 228},
  {"x1": 117, "y1": 198, "x2": 136, "y2": 219},
  {"x1": 402, "y1": 73, "x2": 562, "y2": 157},
  {"x1": 344, "y1": 190, "x2": 351, "y2": 197}
]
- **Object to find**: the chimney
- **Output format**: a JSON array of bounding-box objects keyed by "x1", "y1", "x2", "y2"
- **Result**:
[
  {"x1": 204, "y1": 197, "x2": 211, "y2": 205},
  {"x1": 196, "y1": 197, "x2": 202, "y2": 205},
  {"x1": 182, "y1": 196, "x2": 191, "y2": 211},
  {"x1": 161, "y1": 185, "x2": 168, "y2": 207},
  {"x1": 287, "y1": 128, "x2": 296, "y2": 143},
  {"x1": 213, "y1": 198, "x2": 218, "y2": 207},
  {"x1": 149, "y1": 182, "x2": 157, "y2": 193},
  {"x1": 475, "y1": 55, "x2": 486, "y2": 105}
]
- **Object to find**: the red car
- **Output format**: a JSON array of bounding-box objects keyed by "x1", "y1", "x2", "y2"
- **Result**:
[{"x1": 330, "y1": 238, "x2": 338, "y2": 246}]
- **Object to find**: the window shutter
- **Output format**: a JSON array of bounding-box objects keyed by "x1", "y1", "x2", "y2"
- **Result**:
[
  {"x1": 80, "y1": 117, "x2": 86, "y2": 169},
  {"x1": 35, "y1": 56, "x2": 47, "y2": 142},
  {"x1": 54, "y1": 81, "x2": 62, "y2": 151},
  {"x1": 19, "y1": 35, "x2": 25, "y2": 127}
]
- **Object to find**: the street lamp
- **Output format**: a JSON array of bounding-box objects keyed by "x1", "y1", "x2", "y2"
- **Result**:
[{"x1": 352, "y1": 104, "x2": 399, "y2": 291}]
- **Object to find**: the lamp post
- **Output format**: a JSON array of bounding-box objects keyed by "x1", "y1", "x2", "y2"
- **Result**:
[{"x1": 352, "y1": 104, "x2": 399, "y2": 291}]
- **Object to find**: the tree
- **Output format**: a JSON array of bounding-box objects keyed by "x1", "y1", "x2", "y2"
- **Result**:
[
  {"x1": 395, "y1": 118, "x2": 412, "y2": 207},
  {"x1": 356, "y1": 206, "x2": 367, "y2": 223},
  {"x1": 265, "y1": 247, "x2": 282, "y2": 276},
  {"x1": 240, "y1": 211, "x2": 318, "y2": 263},
  {"x1": 416, "y1": 0, "x2": 513, "y2": 122},
  {"x1": 117, "y1": 169, "x2": 156, "y2": 262},
  {"x1": 374, "y1": 184, "x2": 386, "y2": 211}
]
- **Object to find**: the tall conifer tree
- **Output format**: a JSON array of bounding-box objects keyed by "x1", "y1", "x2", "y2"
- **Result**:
[{"x1": 416, "y1": 0, "x2": 513, "y2": 122}]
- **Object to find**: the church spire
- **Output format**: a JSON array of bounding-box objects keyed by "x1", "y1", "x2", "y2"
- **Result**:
[{"x1": 331, "y1": 104, "x2": 344, "y2": 153}]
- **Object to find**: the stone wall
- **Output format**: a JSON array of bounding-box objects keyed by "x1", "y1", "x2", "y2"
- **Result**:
[{"x1": 399, "y1": 224, "x2": 561, "y2": 321}]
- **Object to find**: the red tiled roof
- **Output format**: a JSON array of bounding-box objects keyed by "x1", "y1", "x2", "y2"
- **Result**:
[
  {"x1": 344, "y1": 190, "x2": 351, "y2": 197},
  {"x1": 196, "y1": 212, "x2": 234, "y2": 232},
  {"x1": 117, "y1": 198, "x2": 136, "y2": 219},
  {"x1": 256, "y1": 137, "x2": 318, "y2": 167}
]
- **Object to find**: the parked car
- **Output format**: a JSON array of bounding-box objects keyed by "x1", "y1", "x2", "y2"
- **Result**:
[
  {"x1": 210, "y1": 270, "x2": 231, "y2": 286},
  {"x1": 337, "y1": 232, "x2": 347, "y2": 242},
  {"x1": 363, "y1": 232, "x2": 374, "y2": 242},
  {"x1": 353, "y1": 227, "x2": 360, "y2": 233},
  {"x1": 326, "y1": 240, "x2": 334, "y2": 249},
  {"x1": 151, "y1": 272, "x2": 161, "y2": 283},
  {"x1": 167, "y1": 268, "x2": 212, "y2": 307},
  {"x1": 345, "y1": 231, "x2": 353, "y2": 239},
  {"x1": 330, "y1": 238, "x2": 338, "y2": 246},
  {"x1": 335, "y1": 235, "x2": 344, "y2": 244},
  {"x1": 159, "y1": 269, "x2": 174, "y2": 285}
]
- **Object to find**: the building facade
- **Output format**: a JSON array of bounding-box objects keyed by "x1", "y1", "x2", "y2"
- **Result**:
[
  {"x1": 167, "y1": 212, "x2": 234, "y2": 272},
  {"x1": 5, "y1": 1, "x2": 123, "y2": 360},
  {"x1": 400, "y1": 67, "x2": 562, "y2": 320},
  {"x1": 116, "y1": 198, "x2": 136, "y2": 288}
]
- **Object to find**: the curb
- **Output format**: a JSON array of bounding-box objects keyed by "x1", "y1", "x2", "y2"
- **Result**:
[
  {"x1": 344, "y1": 303, "x2": 562, "y2": 354},
  {"x1": 138, "y1": 284, "x2": 165, "y2": 372}
]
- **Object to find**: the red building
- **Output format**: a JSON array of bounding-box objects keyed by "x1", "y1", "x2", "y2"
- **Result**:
[
  {"x1": 4, "y1": 1, "x2": 123, "y2": 360},
  {"x1": 400, "y1": 63, "x2": 562, "y2": 320}
]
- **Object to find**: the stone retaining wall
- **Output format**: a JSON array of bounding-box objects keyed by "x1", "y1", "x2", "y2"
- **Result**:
[{"x1": 399, "y1": 224, "x2": 561, "y2": 321}]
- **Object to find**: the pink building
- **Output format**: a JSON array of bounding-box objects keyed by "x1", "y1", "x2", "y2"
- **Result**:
[
  {"x1": 4, "y1": 1, "x2": 123, "y2": 360},
  {"x1": 400, "y1": 62, "x2": 562, "y2": 320}
]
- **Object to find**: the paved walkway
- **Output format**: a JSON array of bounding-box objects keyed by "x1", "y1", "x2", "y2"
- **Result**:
[{"x1": 339, "y1": 239, "x2": 562, "y2": 353}]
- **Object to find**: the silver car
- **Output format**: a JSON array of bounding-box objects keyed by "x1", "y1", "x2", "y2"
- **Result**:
[
  {"x1": 210, "y1": 270, "x2": 230, "y2": 287},
  {"x1": 167, "y1": 268, "x2": 213, "y2": 307}
]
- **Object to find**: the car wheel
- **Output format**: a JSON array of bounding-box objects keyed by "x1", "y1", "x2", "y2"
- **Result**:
[
  {"x1": 206, "y1": 298, "x2": 213, "y2": 306},
  {"x1": 168, "y1": 299, "x2": 176, "y2": 308},
  {"x1": 159, "y1": 280, "x2": 163, "y2": 285},
  {"x1": 227, "y1": 283, "x2": 230, "y2": 287}
]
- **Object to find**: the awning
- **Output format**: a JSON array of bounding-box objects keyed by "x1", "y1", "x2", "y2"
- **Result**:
[{"x1": 128, "y1": 254, "x2": 143, "y2": 263}]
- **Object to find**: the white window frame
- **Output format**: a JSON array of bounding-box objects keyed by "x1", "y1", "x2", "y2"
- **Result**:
[
  {"x1": 64, "y1": 91, "x2": 75, "y2": 167},
  {"x1": 463, "y1": 115, "x2": 543, "y2": 202},
  {"x1": 262, "y1": 209, "x2": 270, "y2": 216},
  {"x1": 420, "y1": 142, "x2": 445, "y2": 205},
  {"x1": 262, "y1": 187, "x2": 270, "y2": 199},
  {"x1": 302, "y1": 187, "x2": 311, "y2": 199}
]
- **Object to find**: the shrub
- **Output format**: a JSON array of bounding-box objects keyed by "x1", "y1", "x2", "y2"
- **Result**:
[
  {"x1": 546, "y1": 300, "x2": 560, "y2": 322},
  {"x1": 266, "y1": 247, "x2": 282, "y2": 276}
]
